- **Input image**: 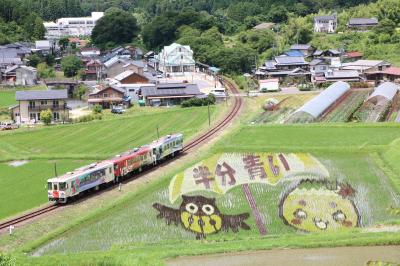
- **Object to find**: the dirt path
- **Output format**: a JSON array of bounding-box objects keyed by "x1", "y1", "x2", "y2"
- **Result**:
[{"x1": 167, "y1": 246, "x2": 400, "y2": 266}]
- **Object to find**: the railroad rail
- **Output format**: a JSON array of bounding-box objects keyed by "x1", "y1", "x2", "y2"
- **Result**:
[{"x1": 0, "y1": 76, "x2": 243, "y2": 230}]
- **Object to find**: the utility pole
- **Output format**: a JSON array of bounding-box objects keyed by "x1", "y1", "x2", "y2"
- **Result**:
[
  {"x1": 156, "y1": 125, "x2": 160, "y2": 139},
  {"x1": 208, "y1": 102, "x2": 211, "y2": 126},
  {"x1": 54, "y1": 162, "x2": 58, "y2": 177}
]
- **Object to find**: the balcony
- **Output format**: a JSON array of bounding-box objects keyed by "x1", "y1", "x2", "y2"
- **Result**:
[{"x1": 28, "y1": 104, "x2": 69, "y2": 112}]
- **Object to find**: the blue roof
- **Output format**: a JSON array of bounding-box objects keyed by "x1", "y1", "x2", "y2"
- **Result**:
[
  {"x1": 285, "y1": 50, "x2": 305, "y2": 57},
  {"x1": 209, "y1": 67, "x2": 220, "y2": 73}
]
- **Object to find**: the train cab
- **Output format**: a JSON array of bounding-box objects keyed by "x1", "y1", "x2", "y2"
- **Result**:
[{"x1": 47, "y1": 178, "x2": 69, "y2": 203}]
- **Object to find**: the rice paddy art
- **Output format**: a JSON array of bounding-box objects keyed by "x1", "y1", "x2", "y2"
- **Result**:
[
  {"x1": 157, "y1": 153, "x2": 330, "y2": 237},
  {"x1": 153, "y1": 195, "x2": 250, "y2": 239},
  {"x1": 279, "y1": 180, "x2": 360, "y2": 232}
]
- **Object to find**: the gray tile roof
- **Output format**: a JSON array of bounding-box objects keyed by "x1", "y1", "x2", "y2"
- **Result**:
[
  {"x1": 348, "y1": 18, "x2": 378, "y2": 26},
  {"x1": 141, "y1": 83, "x2": 203, "y2": 97},
  {"x1": 275, "y1": 56, "x2": 308, "y2": 65},
  {"x1": 16, "y1": 89, "x2": 68, "y2": 101},
  {"x1": 314, "y1": 15, "x2": 336, "y2": 21},
  {"x1": 290, "y1": 44, "x2": 312, "y2": 50}
]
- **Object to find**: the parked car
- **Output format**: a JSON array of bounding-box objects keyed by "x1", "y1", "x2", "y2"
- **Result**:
[
  {"x1": 111, "y1": 106, "x2": 125, "y2": 114},
  {"x1": 0, "y1": 122, "x2": 18, "y2": 131}
]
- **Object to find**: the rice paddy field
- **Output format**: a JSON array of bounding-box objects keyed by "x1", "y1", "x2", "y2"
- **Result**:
[
  {"x1": 24, "y1": 123, "x2": 400, "y2": 265},
  {"x1": 0, "y1": 105, "x2": 222, "y2": 220}
]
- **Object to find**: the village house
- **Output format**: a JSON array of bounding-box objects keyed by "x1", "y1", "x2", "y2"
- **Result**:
[
  {"x1": 10, "y1": 89, "x2": 69, "y2": 124},
  {"x1": 347, "y1": 18, "x2": 378, "y2": 31},
  {"x1": 103, "y1": 56, "x2": 146, "y2": 78},
  {"x1": 15, "y1": 66, "x2": 37, "y2": 85},
  {"x1": 342, "y1": 60, "x2": 391, "y2": 75},
  {"x1": 343, "y1": 51, "x2": 363, "y2": 62},
  {"x1": 253, "y1": 22, "x2": 275, "y2": 31},
  {"x1": 44, "y1": 12, "x2": 104, "y2": 39},
  {"x1": 365, "y1": 67, "x2": 400, "y2": 83},
  {"x1": 80, "y1": 47, "x2": 100, "y2": 57},
  {"x1": 83, "y1": 59, "x2": 103, "y2": 81},
  {"x1": 139, "y1": 83, "x2": 203, "y2": 106},
  {"x1": 314, "y1": 14, "x2": 337, "y2": 33},
  {"x1": 314, "y1": 70, "x2": 361, "y2": 84},
  {"x1": 155, "y1": 43, "x2": 195, "y2": 74},
  {"x1": 309, "y1": 58, "x2": 330, "y2": 78},
  {"x1": 289, "y1": 44, "x2": 315, "y2": 57},
  {"x1": 313, "y1": 49, "x2": 342, "y2": 59},
  {"x1": 88, "y1": 85, "x2": 128, "y2": 109},
  {"x1": 110, "y1": 70, "x2": 157, "y2": 103},
  {"x1": 0, "y1": 44, "x2": 29, "y2": 70},
  {"x1": 34, "y1": 40, "x2": 52, "y2": 55},
  {"x1": 1, "y1": 65, "x2": 18, "y2": 84},
  {"x1": 258, "y1": 56, "x2": 310, "y2": 81},
  {"x1": 68, "y1": 37, "x2": 88, "y2": 48}
]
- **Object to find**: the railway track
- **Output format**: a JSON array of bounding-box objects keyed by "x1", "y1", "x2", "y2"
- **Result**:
[{"x1": 0, "y1": 76, "x2": 243, "y2": 230}]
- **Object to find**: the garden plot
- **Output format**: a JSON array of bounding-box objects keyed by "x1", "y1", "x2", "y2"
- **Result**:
[
  {"x1": 36, "y1": 151, "x2": 399, "y2": 255},
  {"x1": 322, "y1": 89, "x2": 370, "y2": 122},
  {"x1": 253, "y1": 95, "x2": 316, "y2": 124}
]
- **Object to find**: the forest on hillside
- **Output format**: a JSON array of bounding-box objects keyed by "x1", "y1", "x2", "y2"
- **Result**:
[{"x1": 0, "y1": 0, "x2": 399, "y2": 73}]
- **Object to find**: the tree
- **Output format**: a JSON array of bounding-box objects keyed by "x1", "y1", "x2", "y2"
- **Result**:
[
  {"x1": 40, "y1": 109, "x2": 52, "y2": 125},
  {"x1": 33, "y1": 16, "x2": 45, "y2": 40},
  {"x1": 91, "y1": 8, "x2": 139, "y2": 47},
  {"x1": 37, "y1": 62, "x2": 55, "y2": 79},
  {"x1": 58, "y1": 37, "x2": 69, "y2": 51},
  {"x1": 74, "y1": 84, "x2": 88, "y2": 100},
  {"x1": 142, "y1": 15, "x2": 177, "y2": 49},
  {"x1": 61, "y1": 55, "x2": 83, "y2": 77},
  {"x1": 92, "y1": 104, "x2": 103, "y2": 114},
  {"x1": 26, "y1": 54, "x2": 42, "y2": 67}
]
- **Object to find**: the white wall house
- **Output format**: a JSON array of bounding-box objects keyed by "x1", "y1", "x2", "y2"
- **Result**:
[
  {"x1": 44, "y1": 12, "x2": 104, "y2": 39},
  {"x1": 314, "y1": 14, "x2": 337, "y2": 33},
  {"x1": 156, "y1": 43, "x2": 195, "y2": 74}
]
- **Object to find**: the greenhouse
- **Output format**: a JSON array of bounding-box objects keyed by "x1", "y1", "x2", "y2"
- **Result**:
[
  {"x1": 367, "y1": 82, "x2": 399, "y2": 102},
  {"x1": 291, "y1": 81, "x2": 351, "y2": 121}
]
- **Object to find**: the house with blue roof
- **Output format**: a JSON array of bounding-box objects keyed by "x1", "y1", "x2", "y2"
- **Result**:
[{"x1": 155, "y1": 43, "x2": 195, "y2": 74}]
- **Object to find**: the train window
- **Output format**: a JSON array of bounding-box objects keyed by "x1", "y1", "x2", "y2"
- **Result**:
[
  {"x1": 109, "y1": 168, "x2": 112, "y2": 174},
  {"x1": 54, "y1": 183, "x2": 58, "y2": 190},
  {"x1": 59, "y1": 182, "x2": 66, "y2": 190},
  {"x1": 47, "y1": 182, "x2": 52, "y2": 190}
]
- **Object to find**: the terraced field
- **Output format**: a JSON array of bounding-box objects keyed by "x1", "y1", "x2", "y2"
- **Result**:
[{"x1": 322, "y1": 89, "x2": 370, "y2": 122}]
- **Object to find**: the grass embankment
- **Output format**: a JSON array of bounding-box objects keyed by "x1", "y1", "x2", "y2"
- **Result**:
[
  {"x1": 0, "y1": 106, "x2": 221, "y2": 220},
  {"x1": 13, "y1": 123, "x2": 399, "y2": 265}
]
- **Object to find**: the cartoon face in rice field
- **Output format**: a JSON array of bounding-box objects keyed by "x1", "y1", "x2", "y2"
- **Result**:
[
  {"x1": 279, "y1": 181, "x2": 360, "y2": 232},
  {"x1": 153, "y1": 195, "x2": 250, "y2": 239}
]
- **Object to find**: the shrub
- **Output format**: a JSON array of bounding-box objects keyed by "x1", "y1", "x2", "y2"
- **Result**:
[
  {"x1": 0, "y1": 253, "x2": 16, "y2": 266},
  {"x1": 350, "y1": 82, "x2": 370, "y2": 88},
  {"x1": 40, "y1": 109, "x2": 52, "y2": 125},
  {"x1": 72, "y1": 114, "x2": 102, "y2": 123},
  {"x1": 92, "y1": 104, "x2": 103, "y2": 114},
  {"x1": 181, "y1": 94, "x2": 216, "y2": 108}
]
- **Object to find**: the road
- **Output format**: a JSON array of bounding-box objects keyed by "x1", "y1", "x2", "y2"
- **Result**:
[{"x1": 167, "y1": 246, "x2": 400, "y2": 266}]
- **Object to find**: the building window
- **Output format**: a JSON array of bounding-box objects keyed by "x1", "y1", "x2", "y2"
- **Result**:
[
  {"x1": 41, "y1": 100, "x2": 47, "y2": 105},
  {"x1": 53, "y1": 100, "x2": 59, "y2": 107},
  {"x1": 53, "y1": 112, "x2": 59, "y2": 120},
  {"x1": 29, "y1": 101, "x2": 35, "y2": 108},
  {"x1": 15, "y1": 113, "x2": 20, "y2": 117},
  {"x1": 37, "y1": 112, "x2": 41, "y2": 120},
  {"x1": 30, "y1": 113, "x2": 36, "y2": 120},
  {"x1": 103, "y1": 93, "x2": 109, "y2": 98}
]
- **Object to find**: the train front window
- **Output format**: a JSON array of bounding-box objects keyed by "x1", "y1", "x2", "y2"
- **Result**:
[
  {"x1": 53, "y1": 183, "x2": 58, "y2": 190},
  {"x1": 59, "y1": 182, "x2": 66, "y2": 191},
  {"x1": 47, "y1": 182, "x2": 52, "y2": 190}
]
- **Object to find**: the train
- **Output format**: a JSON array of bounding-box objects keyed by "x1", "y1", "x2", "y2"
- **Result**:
[{"x1": 47, "y1": 133, "x2": 184, "y2": 203}]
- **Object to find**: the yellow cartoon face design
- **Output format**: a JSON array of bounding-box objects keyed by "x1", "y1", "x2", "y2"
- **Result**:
[{"x1": 280, "y1": 182, "x2": 359, "y2": 232}]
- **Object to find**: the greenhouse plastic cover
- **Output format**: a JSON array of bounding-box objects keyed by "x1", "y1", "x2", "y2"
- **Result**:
[
  {"x1": 294, "y1": 81, "x2": 350, "y2": 118},
  {"x1": 367, "y1": 82, "x2": 399, "y2": 101}
]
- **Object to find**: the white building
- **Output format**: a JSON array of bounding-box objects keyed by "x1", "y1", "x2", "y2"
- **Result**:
[
  {"x1": 44, "y1": 12, "x2": 104, "y2": 39},
  {"x1": 314, "y1": 14, "x2": 337, "y2": 33},
  {"x1": 155, "y1": 43, "x2": 195, "y2": 74}
]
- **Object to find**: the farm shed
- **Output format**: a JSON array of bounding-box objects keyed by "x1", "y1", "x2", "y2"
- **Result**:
[
  {"x1": 292, "y1": 81, "x2": 350, "y2": 119},
  {"x1": 367, "y1": 82, "x2": 399, "y2": 102}
]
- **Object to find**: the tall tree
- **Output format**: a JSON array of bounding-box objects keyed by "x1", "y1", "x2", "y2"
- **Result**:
[{"x1": 91, "y1": 8, "x2": 139, "y2": 47}]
